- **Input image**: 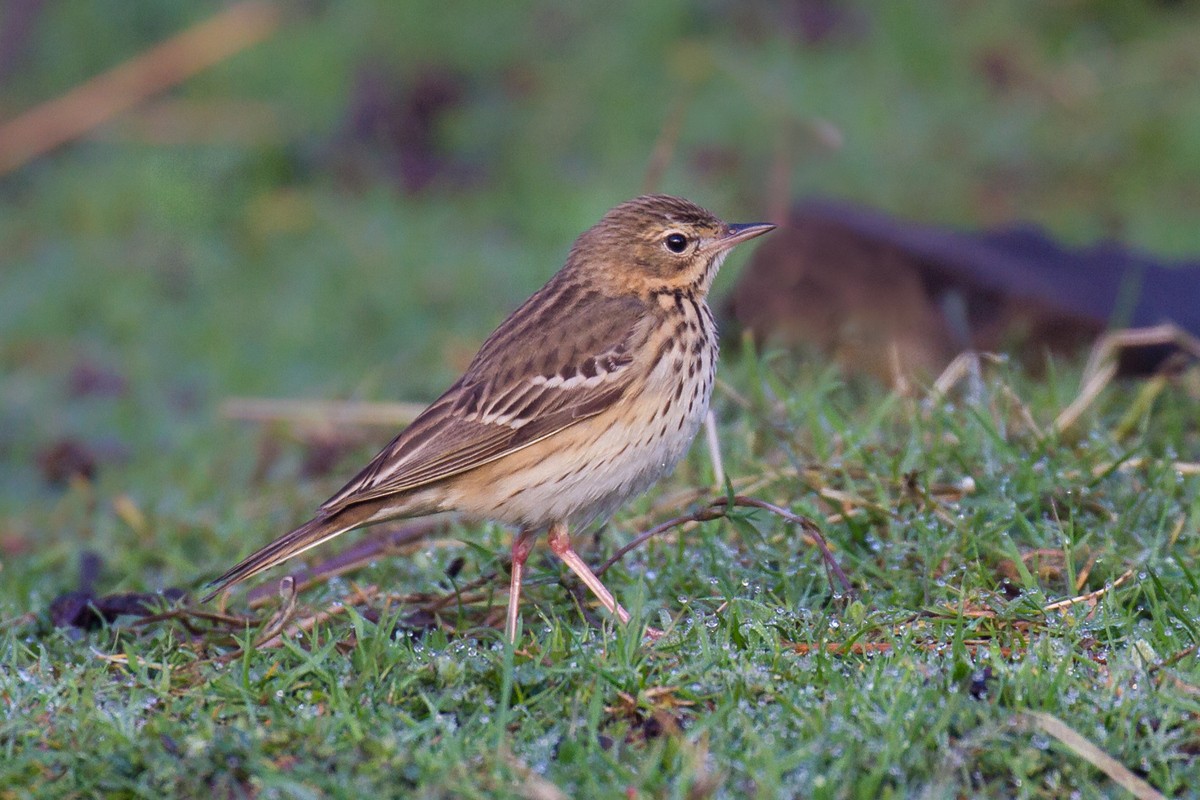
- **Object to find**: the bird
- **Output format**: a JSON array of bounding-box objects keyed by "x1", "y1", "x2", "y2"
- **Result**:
[{"x1": 203, "y1": 194, "x2": 775, "y2": 641}]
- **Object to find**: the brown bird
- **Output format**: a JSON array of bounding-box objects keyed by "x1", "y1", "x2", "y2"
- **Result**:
[{"x1": 204, "y1": 195, "x2": 774, "y2": 641}]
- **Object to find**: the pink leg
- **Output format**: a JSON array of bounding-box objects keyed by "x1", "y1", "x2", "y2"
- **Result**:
[
  {"x1": 546, "y1": 521, "x2": 631, "y2": 626},
  {"x1": 506, "y1": 527, "x2": 539, "y2": 643}
]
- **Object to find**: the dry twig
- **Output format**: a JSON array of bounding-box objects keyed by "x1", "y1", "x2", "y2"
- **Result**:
[
  {"x1": 222, "y1": 396, "x2": 424, "y2": 431},
  {"x1": 1042, "y1": 569, "x2": 1134, "y2": 613},
  {"x1": 0, "y1": 2, "x2": 281, "y2": 176},
  {"x1": 1019, "y1": 712, "x2": 1167, "y2": 800},
  {"x1": 1056, "y1": 323, "x2": 1200, "y2": 436},
  {"x1": 596, "y1": 494, "x2": 853, "y2": 596}
]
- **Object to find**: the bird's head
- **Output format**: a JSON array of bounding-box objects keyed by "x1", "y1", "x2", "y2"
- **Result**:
[{"x1": 568, "y1": 194, "x2": 775, "y2": 296}]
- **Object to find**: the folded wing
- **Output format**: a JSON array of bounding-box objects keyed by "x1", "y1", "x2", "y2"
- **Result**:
[{"x1": 319, "y1": 287, "x2": 654, "y2": 514}]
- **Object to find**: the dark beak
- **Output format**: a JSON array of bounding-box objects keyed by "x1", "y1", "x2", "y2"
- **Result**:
[{"x1": 717, "y1": 222, "x2": 776, "y2": 251}]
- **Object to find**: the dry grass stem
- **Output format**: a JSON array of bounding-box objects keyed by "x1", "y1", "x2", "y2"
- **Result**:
[
  {"x1": 596, "y1": 494, "x2": 852, "y2": 596},
  {"x1": 1042, "y1": 569, "x2": 1134, "y2": 613},
  {"x1": 0, "y1": 2, "x2": 281, "y2": 175},
  {"x1": 221, "y1": 397, "x2": 425, "y2": 431},
  {"x1": 1019, "y1": 712, "x2": 1167, "y2": 800}
]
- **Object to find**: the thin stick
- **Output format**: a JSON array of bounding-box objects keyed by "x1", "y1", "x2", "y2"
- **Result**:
[
  {"x1": 255, "y1": 582, "x2": 379, "y2": 650},
  {"x1": 596, "y1": 506, "x2": 728, "y2": 577},
  {"x1": 1020, "y1": 712, "x2": 1167, "y2": 800},
  {"x1": 1054, "y1": 360, "x2": 1118, "y2": 435},
  {"x1": 252, "y1": 577, "x2": 298, "y2": 647},
  {"x1": 1057, "y1": 323, "x2": 1200, "y2": 436},
  {"x1": 703, "y1": 410, "x2": 726, "y2": 487},
  {"x1": 728, "y1": 496, "x2": 853, "y2": 595},
  {"x1": 0, "y1": 2, "x2": 281, "y2": 176},
  {"x1": 596, "y1": 494, "x2": 853, "y2": 596},
  {"x1": 1042, "y1": 569, "x2": 1133, "y2": 613},
  {"x1": 221, "y1": 397, "x2": 424, "y2": 429}
]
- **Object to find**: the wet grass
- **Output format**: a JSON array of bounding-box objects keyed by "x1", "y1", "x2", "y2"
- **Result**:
[
  {"x1": 6, "y1": 356, "x2": 1200, "y2": 798},
  {"x1": 3, "y1": 2, "x2": 1200, "y2": 797}
]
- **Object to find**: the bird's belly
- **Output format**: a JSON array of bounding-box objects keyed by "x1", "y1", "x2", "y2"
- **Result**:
[{"x1": 449, "y1": 343, "x2": 715, "y2": 530}]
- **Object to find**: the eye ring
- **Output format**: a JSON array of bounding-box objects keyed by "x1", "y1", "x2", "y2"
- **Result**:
[{"x1": 664, "y1": 232, "x2": 688, "y2": 254}]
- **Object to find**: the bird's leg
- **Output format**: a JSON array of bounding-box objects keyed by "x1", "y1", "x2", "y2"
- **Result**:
[
  {"x1": 546, "y1": 521, "x2": 631, "y2": 626},
  {"x1": 506, "y1": 527, "x2": 539, "y2": 643}
]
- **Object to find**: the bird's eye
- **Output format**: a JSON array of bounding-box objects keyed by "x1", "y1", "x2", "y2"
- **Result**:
[{"x1": 664, "y1": 232, "x2": 688, "y2": 253}]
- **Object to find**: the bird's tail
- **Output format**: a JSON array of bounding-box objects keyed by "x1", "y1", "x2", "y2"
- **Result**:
[{"x1": 201, "y1": 510, "x2": 369, "y2": 602}]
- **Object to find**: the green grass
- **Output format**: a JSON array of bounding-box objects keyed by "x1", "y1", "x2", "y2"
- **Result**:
[{"x1": 3, "y1": 1, "x2": 1200, "y2": 797}]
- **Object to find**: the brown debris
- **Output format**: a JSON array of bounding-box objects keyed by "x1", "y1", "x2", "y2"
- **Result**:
[
  {"x1": 49, "y1": 551, "x2": 190, "y2": 630},
  {"x1": 604, "y1": 687, "x2": 692, "y2": 746},
  {"x1": 36, "y1": 439, "x2": 98, "y2": 485},
  {"x1": 994, "y1": 548, "x2": 1071, "y2": 588},
  {"x1": 67, "y1": 360, "x2": 128, "y2": 399},
  {"x1": 724, "y1": 198, "x2": 1200, "y2": 381},
  {"x1": 334, "y1": 64, "x2": 473, "y2": 193},
  {"x1": 298, "y1": 434, "x2": 356, "y2": 479},
  {"x1": 723, "y1": 0, "x2": 870, "y2": 47},
  {"x1": 0, "y1": 0, "x2": 45, "y2": 84},
  {"x1": 35, "y1": 437, "x2": 129, "y2": 486},
  {"x1": 50, "y1": 588, "x2": 191, "y2": 630}
]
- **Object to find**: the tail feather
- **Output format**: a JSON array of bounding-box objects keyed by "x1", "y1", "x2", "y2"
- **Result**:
[{"x1": 201, "y1": 514, "x2": 356, "y2": 602}]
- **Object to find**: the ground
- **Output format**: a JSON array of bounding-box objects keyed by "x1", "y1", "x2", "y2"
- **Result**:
[{"x1": 2, "y1": 2, "x2": 1200, "y2": 797}]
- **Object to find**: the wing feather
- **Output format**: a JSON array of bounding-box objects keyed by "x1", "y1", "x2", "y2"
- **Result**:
[{"x1": 319, "y1": 288, "x2": 652, "y2": 514}]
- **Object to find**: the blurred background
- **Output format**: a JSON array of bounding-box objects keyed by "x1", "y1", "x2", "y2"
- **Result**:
[{"x1": 2, "y1": 0, "x2": 1200, "y2": 574}]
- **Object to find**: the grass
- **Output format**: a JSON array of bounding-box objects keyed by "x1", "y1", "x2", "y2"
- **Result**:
[
  {"x1": 3, "y1": 1, "x2": 1200, "y2": 797},
  {"x1": 6, "y1": 357, "x2": 1200, "y2": 798}
]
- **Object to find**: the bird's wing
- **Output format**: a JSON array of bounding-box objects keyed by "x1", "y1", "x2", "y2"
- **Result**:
[{"x1": 319, "y1": 287, "x2": 654, "y2": 514}]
